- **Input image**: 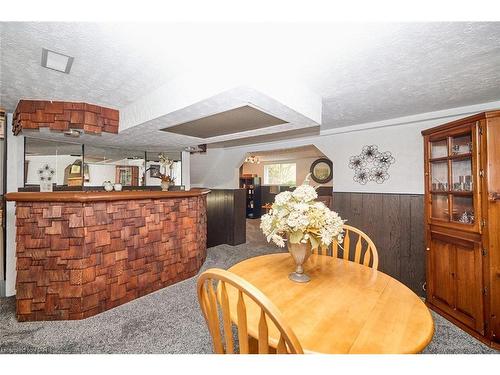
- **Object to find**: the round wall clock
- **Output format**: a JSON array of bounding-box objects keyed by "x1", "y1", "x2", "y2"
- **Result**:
[{"x1": 310, "y1": 158, "x2": 333, "y2": 184}]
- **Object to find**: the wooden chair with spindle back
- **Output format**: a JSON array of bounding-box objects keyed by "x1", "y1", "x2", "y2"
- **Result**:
[
  {"x1": 197, "y1": 268, "x2": 304, "y2": 354},
  {"x1": 313, "y1": 224, "x2": 379, "y2": 269}
]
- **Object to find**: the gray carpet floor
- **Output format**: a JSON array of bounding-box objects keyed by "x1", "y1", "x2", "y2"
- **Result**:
[{"x1": 0, "y1": 220, "x2": 497, "y2": 354}]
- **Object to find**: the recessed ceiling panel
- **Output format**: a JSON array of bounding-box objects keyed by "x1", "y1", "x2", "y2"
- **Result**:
[
  {"x1": 161, "y1": 105, "x2": 288, "y2": 138},
  {"x1": 208, "y1": 126, "x2": 321, "y2": 148}
]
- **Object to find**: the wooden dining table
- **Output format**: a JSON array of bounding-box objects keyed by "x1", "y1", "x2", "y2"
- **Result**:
[{"x1": 225, "y1": 253, "x2": 434, "y2": 354}]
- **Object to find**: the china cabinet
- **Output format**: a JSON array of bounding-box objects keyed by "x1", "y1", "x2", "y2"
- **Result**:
[{"x1": 422, "y1": 110, "x2": 500, "y2": 349}]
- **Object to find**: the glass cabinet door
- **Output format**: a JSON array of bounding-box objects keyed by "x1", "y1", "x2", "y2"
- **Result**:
[
  {"x1": 426, "y1": 126, "x2": 478, "y2": 229},
  {"x1": 430, "y1": 139, "x2": 448, "y2": 159},
  {"x1": 431, "y1": 194, "x2": 449, "y2": 221},
  {"x1": 451, "y1": 134, "x2": 472, "y2": 156},
  {"x1": 451, "y1": 195, "x2": 475, "y2": 224},
  {"x1": 451, "y1": 158, "x2": 473, "y2": 192},
  {"x1": 430, "y1": 161, "x2": 449, "y2": 192}
]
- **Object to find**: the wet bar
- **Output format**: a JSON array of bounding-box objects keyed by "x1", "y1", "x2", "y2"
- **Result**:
[{"x1": 6, "y1": 189, "x2": 209, "y2": 321}]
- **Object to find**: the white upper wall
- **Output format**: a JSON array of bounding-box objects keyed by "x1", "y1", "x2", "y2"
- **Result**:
[
  {"x1": 191, "y1": 122, "x2": 427, "y2": 193},
  {"x1": 191, "y1": 101, "x2": 500, "y2": 194}
]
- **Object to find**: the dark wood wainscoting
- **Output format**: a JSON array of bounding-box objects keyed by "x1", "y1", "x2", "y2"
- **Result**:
[
  {"x1": 207, "y1": 189, "x2": 246, "y2": 248},
  {"x1": 261, "y1": 185, "x2": 333, "y2": 206},
  {"x1": 332, "y1": 192, "x2": 426, "y2": 297}
]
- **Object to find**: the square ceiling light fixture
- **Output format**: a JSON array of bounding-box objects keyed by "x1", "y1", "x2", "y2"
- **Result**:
[{"x1": 41, "y1": 48, "x2": 74, "y2": 74}]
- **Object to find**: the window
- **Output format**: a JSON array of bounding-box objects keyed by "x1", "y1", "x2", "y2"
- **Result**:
[{"x1": 264, "y1": 163, "x2": 296, "y2": 185}]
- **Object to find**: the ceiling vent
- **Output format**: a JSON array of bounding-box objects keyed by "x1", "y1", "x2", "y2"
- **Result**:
[{"x1": 41, "y1": 48, "x2": 74, "y2": 74}]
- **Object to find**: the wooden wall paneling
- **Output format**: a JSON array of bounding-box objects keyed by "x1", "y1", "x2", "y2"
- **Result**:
[
  {"x1": 233, "y1": 189, "x2": 247, "y2": 245},
  {"x1": 215, "y1": 190, "x2": 223, "y2": 244},
  {"x1": 382, "y1": 194, "x2": 402, "y2": 281},
  {"x1": 361, "y1": 194, "x2": 382, "y2": 262},
  {"x1": 316, "y1": 186, "x2": 333, "y2": 196},
  {"x1": 349, "y1": 193, "x2": 363, "y2": 226},
  {"x1": 260, "y1": 185, "x2": 332, "y2": 207},
  {"x1": 206, "y1": 189, "x2": 246, "y2": 248},
  {"x1": 206, "y1": 190, "x2": 222, "y2": 248},
  {"x1": 336, "y1": 192, "x2": 351, "y2": 218},
  {"x1": 409, "y1": 196, "x2": 426, "y2": 295},
  {"x1": 224, "y1": 191, "x2": 234, "y2": 244},
  {"x1": 332, "y1": 192, "x2": 426, "y2": 297},
  {"x1": 398, "y1": 196, "x2": 413, "y2": 288}
]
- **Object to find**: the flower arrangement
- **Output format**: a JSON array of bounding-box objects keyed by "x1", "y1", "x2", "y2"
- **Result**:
[
  {"x1": 157, "y1": 174, "x2": 175, "y2": 183},
  {"x1": 260, "y1": 177, "x2": 345, "y2": 249},
  {"x1": 159, "y1": 153, "x2": 174, "y2": 171},
  {"x1": 148, "y1": 153, "x2": 176, "y2": 184}
]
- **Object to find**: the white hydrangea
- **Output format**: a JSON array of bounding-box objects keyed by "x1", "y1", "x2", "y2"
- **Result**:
[
  {"x1": 260, "y1": 177, "x2": 344, "y2": 249},
  {"x1": 274, "y1": 191, "x2": 292, "y2": 206},
  {"x1": 291, "y1": 184, "x2": 318, "y2": 202}
]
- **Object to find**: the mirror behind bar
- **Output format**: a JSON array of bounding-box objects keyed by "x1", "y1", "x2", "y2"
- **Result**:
[{"x1": 23, "y1": 137, "x2": 182, "y2": 190}]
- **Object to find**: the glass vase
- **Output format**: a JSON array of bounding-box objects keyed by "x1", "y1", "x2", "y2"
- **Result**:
[{"x1": 287, "y1": 240, "x2": 312, "y2": 283}]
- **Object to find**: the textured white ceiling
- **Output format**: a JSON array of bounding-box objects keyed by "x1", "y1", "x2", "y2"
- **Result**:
[
  {"x1": 1, "y1": 22, "x2": 500, "y2": 149},
  {"x1": 0, "y1": 23, "x2": 179, "y2": 111},
  {"x1": 314, "y1": 23, "x2": 500, "y2": 127}
]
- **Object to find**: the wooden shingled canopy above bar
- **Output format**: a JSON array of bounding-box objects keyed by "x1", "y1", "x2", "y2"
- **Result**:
[{"x1": 13, "y1": 100, "x2": 119, "y2": 135}]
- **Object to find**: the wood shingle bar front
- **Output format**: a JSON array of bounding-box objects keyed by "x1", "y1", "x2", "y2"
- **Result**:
[
  {"x1": 6, "y1": 189, "x2": 209, "y2": 321},
  {"x1": 12, "y1": 100, "x2": 119, "y2": 135}
]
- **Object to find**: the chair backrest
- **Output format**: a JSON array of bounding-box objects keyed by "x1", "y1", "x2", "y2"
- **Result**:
[
  {"x1": 197, "y1": 268, "x2": 303, "y2": 354},
  {"x1": 313, "y1": 224, "x2": 379, "y2": 269}
]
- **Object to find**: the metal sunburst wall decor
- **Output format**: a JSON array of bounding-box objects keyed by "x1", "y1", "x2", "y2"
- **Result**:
[
  {"x1": 38, "y1": 164, "x2": 56, "y2": 192},
  {"x1": 348, "y1": 145, "x2": 395, "y2": 185}
]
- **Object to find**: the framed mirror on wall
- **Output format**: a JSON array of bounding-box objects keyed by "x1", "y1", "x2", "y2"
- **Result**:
[{"x1": 310, "y1": 158, "x2": 333, "y2": 184}]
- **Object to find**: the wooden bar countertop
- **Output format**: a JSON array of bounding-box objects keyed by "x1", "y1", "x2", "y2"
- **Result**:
[{"x1": 5, "y1": 188, "x2": 210, "y2": 203}]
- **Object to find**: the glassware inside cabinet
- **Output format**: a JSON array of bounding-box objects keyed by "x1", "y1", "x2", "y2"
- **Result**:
[
  {"x1": 430, "y1": 139, "x2": 448, "y2": 159},
  {"x1": 451, "y1": 134, "x2": 472, "y2": 156},
  {"x1": 431, "y1": 194, "x2": 449, "y2": 221},
  {"x1": 451, "y1": 158, "x2": 473, "y2": 192},
  {"x1": 430, "y1": 161, "x2": 449, "y2": 191},
  {"x1": 451, "y1": 195, "x2": 474, "y2": 224}
]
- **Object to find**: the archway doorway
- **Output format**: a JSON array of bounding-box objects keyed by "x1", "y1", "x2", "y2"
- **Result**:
[{"x1": 239, "y1": 145, "x2": 333, "y2": 240}]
